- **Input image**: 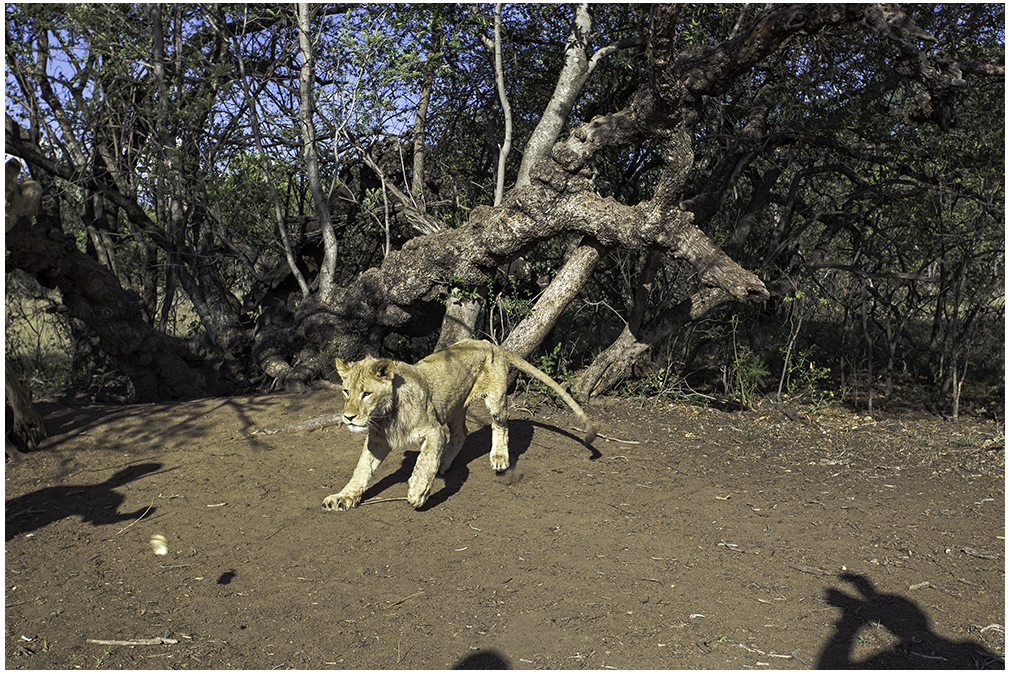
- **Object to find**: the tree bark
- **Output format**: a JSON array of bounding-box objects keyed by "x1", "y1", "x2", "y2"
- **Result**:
[
  {"x1": 501, "y1": 237, "x2": 608, "y2": 360},
  {"x1": 516, "y1": 4, "x2": 645, "y2": 188},
  {"x1": 488, "y1": 2, "x2": 512, "y2": 207},
  {"x1": 411, "y1": 67, "x2": 432, "y2": 202},
  {"x1": 298, "y1": 2, "x2": 338, "y2": 299},
  {"x1": 433, "y1": 292, "x2": 485, "y2": 352}
]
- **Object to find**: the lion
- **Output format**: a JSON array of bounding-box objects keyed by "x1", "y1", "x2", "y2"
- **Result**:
[{"x1": 323, "y1": 339, "x2": 596, "y2": 511}]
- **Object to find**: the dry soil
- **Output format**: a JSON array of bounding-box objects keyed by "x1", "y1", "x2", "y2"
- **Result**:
[{"x1": 4, "y1": 389, "x2": 1005, "y2": 669}]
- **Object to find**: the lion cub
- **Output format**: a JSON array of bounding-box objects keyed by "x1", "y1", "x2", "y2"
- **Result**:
[{"x1": 323, "y1": 339, "x2": 596, "y2": 511}]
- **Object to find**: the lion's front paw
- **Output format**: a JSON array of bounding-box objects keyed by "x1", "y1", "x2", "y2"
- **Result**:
[
  {"x1": 489, "y1": 450, "x2": 510, "y2": 473},
  {"x1": 406, "y1": 476, "x2": 434, "y2": 510},
  {"x1": 322, "y1": 492, "x2": 359, "y2": 511}
]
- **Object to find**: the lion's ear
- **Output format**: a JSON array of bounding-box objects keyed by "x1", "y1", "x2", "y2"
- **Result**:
[
  {"x1": 334, "y1": 357, "x2": 351, "y2": 379},
  {"x1": 371, "y1": 359, "x2": 395, "y2": 381}
]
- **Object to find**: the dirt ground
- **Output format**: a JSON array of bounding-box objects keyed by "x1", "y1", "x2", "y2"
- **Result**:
[{"x1": 5, "y1": 387, "x2": 1005, "y2": 670}]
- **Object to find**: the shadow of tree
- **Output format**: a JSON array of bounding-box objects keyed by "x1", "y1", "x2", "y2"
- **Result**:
[
  {"x1": 817, "y1": 573, "x2": 1004, "y2": 669},
  {"x1": 5, "y1": 462, "x2": 163, "y2": 540}
]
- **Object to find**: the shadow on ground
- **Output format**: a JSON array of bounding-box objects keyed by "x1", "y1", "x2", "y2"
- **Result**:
[
  {"x1": 817, "y1": 573, "x2": 1004, "y2": 669},
  {"x1": 5, "y1": 462, "x2": 165, "y2": 540}
]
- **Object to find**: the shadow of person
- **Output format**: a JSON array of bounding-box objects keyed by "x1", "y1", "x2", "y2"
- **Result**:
[
  {"x1": 453, "y1": 648, "x2": 510, "y2": 669},
  {"x1": 5, "y1": 462, "x2": 162, "y2": 540},
  {"x1": 817, "y1": 572, "x2": 1004, "y2": 669}
]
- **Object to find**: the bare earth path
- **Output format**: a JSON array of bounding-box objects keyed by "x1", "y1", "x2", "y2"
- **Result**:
[{"x1": 5, "y1": 390, "x2": 1004, "y2": 669}]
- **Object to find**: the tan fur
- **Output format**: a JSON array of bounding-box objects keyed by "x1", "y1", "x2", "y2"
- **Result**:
[{"x1": 323, "y1": 339, "x2": 596, "y2": 511}]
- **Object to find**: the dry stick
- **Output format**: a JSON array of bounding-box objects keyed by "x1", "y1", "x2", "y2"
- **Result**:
[
  {"x1": 87, "y1": 638, "x2": 178, "y2": 646},
  {"x1": 788, "y1": 650, "x2": 811, "y2": 667},
  {"x1": 251, "y1": 414, "x2": 344, "y2": 436},
  {"x1": 386, "y1": 590, "x2": 424, "y2": 608},
  {"x1": 360, "y1": 497, "x2": 409, "y2": 506},
  {"x1": 115, "y1": 500, "x2": 155, "y2": 535},
  {"x1": 573, "y1": 427, "x2": 640, "y2": 444}
]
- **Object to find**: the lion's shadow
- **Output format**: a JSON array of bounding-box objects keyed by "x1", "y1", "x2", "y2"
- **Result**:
[{"x1": 359, "y1": 418, "x2": 595, "y2": 509}]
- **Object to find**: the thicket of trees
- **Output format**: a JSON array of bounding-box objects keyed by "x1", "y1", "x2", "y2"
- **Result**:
[{"x1": 4, "y1": 3, "x2": 1004, "y2": 418}]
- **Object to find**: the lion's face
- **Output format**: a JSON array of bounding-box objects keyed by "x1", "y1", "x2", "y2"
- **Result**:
[{"x1": 334, "y1": 356, "x2": 395, "y2": 432}]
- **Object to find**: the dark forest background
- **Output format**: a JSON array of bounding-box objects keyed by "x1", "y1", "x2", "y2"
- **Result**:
[{"x1": 5, "y1": 4, "x2": 1004, "y2": 420}]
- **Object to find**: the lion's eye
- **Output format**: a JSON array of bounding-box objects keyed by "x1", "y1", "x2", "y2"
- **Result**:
[
  {"x1": 342, "y1": 389, "x2": 349, "y2": 398},
  {"x1": 361, "y1": 391, "x2": 371, "y2": 399}
]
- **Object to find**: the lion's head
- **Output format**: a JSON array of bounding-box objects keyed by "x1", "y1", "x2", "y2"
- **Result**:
[{"x1": 334, "y1": 355, "x2": 396, "y2": 432}]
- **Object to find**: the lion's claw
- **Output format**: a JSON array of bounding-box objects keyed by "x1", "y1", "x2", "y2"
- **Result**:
[{"x1": 322, "y1": 493, "x2": 358, "y2": 511}]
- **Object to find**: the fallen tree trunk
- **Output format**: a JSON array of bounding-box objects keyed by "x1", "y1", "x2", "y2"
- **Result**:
[{"x1": 298, "y1": 109, "x2": 768, "y2": 366}]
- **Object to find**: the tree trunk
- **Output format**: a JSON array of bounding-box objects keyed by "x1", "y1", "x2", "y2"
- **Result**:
[
  {"x1": 434, "y1": 292, "x2": 485, "y2": 352},
  {"x1": 501, "y1": 237, "x2": 608, "y2": 360},
  {"x1": 411, "y1": 67, "x2": 432, "y2": 202},
  {"x1": 6, "y1": 211, "x2": 228, "y2": 402},
  {"x1": 516, "y1": 4, "x2": 644, "y2": 188},
  {"x1": 488, "y1": 2, "x2": 512, "y2": 207},
  {"x1": 441, "y1": 3, "x2": 644, "y2": 351},
  {"x1": 5, "y1": 357, "x2": 45, "y2": 460},
  {"x1": 298, "y1": 2, "x2": 338, "y2": 299}
]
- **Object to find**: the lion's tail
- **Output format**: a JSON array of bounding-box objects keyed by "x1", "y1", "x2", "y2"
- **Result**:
[{"x1": 501, "y1": 348, "x2": 597, "y2": 446}]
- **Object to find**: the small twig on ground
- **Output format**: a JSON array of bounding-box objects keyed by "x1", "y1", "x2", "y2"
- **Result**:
[
  {"x1": 575, "y1": 428, "x2": 640, "y2": 444},
  {"x1": 116, "y1": 500, "x2": 155, "y2": 535},
  {"x1": 250, "y1": 414, "x2": 344, "y2": 436},
  {"x1": 790, "y1": 649, "x2": 810, "y2": 667},
  {"x1": 6, "y1": 507, "x2": 45, "y2": 522},
  {"x1": 87, "y1": 638, "x2": 178, "y2": 646},
  {"x1": 386, "y1": 590, "x2": 424, "y2": 608},
  {"x1": 360, "y1": 497, "x2": 409, "y2": 506},
  {"x1": 791, "y1": 564, "x2": 831, "y2": 577}
]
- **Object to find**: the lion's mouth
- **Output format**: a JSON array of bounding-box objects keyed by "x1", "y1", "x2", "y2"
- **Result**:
[{"x1": 345, "y1": 423, "x2": 369, "y2": 433}]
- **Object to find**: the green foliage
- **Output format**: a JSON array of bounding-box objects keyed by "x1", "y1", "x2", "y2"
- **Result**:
[
  {"x1": 780, "y1": 347, "x2": 835, "y2": 411},
  {"x1": 725, "y1": 315, "x2": 771, "y2": 409}
]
